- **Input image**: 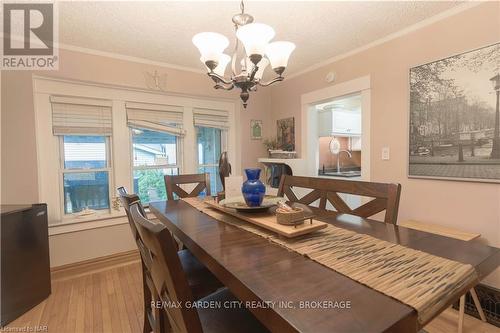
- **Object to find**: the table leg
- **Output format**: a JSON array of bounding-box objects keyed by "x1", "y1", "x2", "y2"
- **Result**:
[
  {"x1": 458, "y1": 294, "x2": 465, "y2": 333},
  {"x1": 470, "y1": 288, "x2": 487, "y2": 322}
]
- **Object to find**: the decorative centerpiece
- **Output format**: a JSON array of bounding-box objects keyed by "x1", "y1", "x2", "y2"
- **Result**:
[
  {"x1": 275, "y1": 201, "x2": 315, "y2": 227},
  {"x1": 241, "y1": 168, "x2": 266, "y2": 207}
]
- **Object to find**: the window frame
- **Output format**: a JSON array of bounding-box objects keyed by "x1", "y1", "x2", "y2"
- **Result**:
[
  {"x1": 33, "y1": 76, "x2": 239, "y2": 229},
  {"x1": 58, "y1": 135, "x2": 114, "y2": 220},
  {"x1": 196, "y1": 126, "x2": 228, "y2": 194},
  {"x1": 129, "y1": 127, "x2": 183, "y2": 205}
]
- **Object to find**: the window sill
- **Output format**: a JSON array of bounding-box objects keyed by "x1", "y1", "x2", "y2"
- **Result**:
[
  {"x1": 48, "y1": 210, "x2": 159, "y2": 236},
  {"x1": 49, "y1": 212, "x2": 128, "y2": 236}
]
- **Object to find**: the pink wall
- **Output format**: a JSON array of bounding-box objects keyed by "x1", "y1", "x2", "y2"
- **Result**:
[
  {"x1": 270, "y1": 3, "x2": 500, "y2": 286},
  {"x1": 1, "y1": 3, "x2": 498, "y2": 283},
  {"x1": 1, "y1": 48, "x2": 271, "y2": 203}
]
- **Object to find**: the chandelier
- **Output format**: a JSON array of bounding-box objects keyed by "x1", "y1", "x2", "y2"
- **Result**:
[{"x1": 192, "y1": 1, "x2": 296, "y2": 108}]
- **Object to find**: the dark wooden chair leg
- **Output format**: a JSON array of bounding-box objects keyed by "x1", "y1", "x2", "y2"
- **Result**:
[{"x1": 142, "y1": 261, "x2": 153, "y2": 333}]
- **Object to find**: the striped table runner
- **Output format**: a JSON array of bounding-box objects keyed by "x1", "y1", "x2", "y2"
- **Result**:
[{"x1": 182, "y1": 198, "x2": 477, "y2": 324}]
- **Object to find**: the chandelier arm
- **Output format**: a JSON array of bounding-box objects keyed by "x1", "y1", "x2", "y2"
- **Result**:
[
  {"x1": 214, "y1": 83, "x2": 235, "y2": 91},
  {"x1": 257, "y1": 76, "x2": 284, "y2": 87},
  {"x1": 207, "y1": 72, "x2": 233, "y2": 85}
]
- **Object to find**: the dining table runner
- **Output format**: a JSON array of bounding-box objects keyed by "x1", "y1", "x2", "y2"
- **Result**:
[{"x1": 182, "y1": 197, "x2": 478, "y2": 324}]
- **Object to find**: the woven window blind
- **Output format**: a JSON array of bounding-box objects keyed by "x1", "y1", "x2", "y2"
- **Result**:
[
  {"x1": 126, "y1": 102, "x2": 185, "y2": 137},
  {"x1": 50, "y1": 96, "x2": 113, "y2": 136},
  {"x1": 193, "y1": 108, "x2": 229, "y2": 129}
]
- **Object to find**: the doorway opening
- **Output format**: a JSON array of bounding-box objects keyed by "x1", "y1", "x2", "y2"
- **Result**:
[
  {"x1": 300, "y1": 75, "x2": 371, "y2": 181},
  {"x1": 315, "y1": 93, "x2": 362, "y2": 179}
]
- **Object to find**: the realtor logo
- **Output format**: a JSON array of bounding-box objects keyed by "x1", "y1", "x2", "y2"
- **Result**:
[{"x1": 1, "y1": 2, "x2": 58, "y2": 69}]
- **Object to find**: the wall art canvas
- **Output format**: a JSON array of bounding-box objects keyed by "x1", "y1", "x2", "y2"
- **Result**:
[
  {"x1": 250, "y1": 120, "x2": 263, "y2": 140},
  {"x1": 409, "y1": 43, "x2": 500, "y2": 183},
  {"x1": 277, "y1": 117, "x2": 295, "y2": 151}
]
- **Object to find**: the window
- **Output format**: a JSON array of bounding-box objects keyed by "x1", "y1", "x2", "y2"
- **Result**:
[
  {"x1": 132, "y1": 128, "x2": 179, "y2": 203},
  {"x1": 61, "y1": 135, "x2": 112, "y2": 214},
  {"x1": 36, "y1": 79, "x2": 236, "y2": 226},
  {"x1": 197, "y1": 126, "x2": 224, "y2": 194}
]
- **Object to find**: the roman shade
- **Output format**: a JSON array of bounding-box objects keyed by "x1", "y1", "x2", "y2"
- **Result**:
[
  {"x1": 193, "y1": 107, "x2": 229, "y2": 129},
  {"x1": 126, "y1": 102, "x2": 185, "y2": 136},
  {"x1": 50, "y1": 96, "x2": 113, "y2": 136}
]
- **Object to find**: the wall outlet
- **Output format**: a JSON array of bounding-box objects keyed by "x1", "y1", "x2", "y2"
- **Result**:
[{"x1": 382, "y1": 147, "x2": 390, "y2": 160}]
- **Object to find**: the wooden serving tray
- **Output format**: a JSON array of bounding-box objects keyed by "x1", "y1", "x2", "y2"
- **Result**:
[{"x1": 203, "y1": 199, "x2": 327, "y2": 238}]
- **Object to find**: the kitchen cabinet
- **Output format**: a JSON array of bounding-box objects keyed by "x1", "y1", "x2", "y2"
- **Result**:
[
  {"x1": 317, "y1": 109, "x2": 333, "y2": 137},
  {"x1": 317, "y1": 109, "x2": 361, "y2": 137}
]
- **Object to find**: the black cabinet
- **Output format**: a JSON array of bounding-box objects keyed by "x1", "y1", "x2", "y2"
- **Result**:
[{"x1": 1, "y1": 204, "x2": 51, "y2": 326}]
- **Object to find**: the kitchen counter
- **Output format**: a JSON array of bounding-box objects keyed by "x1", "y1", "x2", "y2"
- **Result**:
[
  {"x1": 320, "y1": 171, "x2": 361, "y2": 178},
  {"x1": 317, "y1": 174, "x2": 362, "y2": 180},
  {"x1": 318, "y1": 168, "x2": 361, "y2": 179}
]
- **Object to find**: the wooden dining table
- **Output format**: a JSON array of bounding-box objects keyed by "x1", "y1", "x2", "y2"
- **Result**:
[{"x1": 150, "y1": 200, "x2": 499, "y2": 333}]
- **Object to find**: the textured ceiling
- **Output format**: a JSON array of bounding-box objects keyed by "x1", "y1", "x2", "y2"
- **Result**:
[{"x1": 59, "y1": 1, "x2": 464, "y2": 75}]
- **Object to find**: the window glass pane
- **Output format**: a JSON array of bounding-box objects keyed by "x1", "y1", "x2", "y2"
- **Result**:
[
  {"x1": 198, "y1": 166, "x2": 222, "y2": 194},
  {"x1": 63, "y1": 135, "x2": 106, "y2": 169},
  {"x1": 197, "y1": 127, "x2": 221, "y2": 165},
  {"x1": 132, "y1": 128, "x2": 177, "y2": 167},
  {"x1": 63, "y1": 171, "x2": 109, "y2": 214},
  {"x1": 133, "y1": 168, "x2": 178, "y2": 203}
]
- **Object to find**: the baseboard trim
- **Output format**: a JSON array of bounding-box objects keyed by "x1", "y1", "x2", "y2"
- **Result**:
[
  {"x1": 452, "y1": 283, "x2": 500, "y2": 327},
  {"x1": 51, "y1": 249, "x2": 140, "y2": 281}
]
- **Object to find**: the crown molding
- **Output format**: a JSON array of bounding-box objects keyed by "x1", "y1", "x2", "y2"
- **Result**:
[
  {"x1": 286, "y1": 1, "x2": 483, "y2": 80},
  {"x1": 49, "y1": 2, "x2": 482, "y2": 81},
  {"x1": 55, "y1": 42, "x2": 206, "y2": 74}
]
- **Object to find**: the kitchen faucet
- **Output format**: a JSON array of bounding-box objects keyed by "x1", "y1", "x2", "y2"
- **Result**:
[{"x1": 337, "y1": 150, "x2": 352, "y2": 173}]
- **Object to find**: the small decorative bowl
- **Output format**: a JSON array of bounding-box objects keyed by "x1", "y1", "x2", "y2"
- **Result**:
[{"x1": 276, "y1": 207, "x2": 305, "y2": 226}]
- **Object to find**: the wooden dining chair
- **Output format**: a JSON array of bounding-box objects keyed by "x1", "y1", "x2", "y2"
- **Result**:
[
  {"x1": 164, "y1": 173, "x2": 211, "y2": 200},
  {"x1": 128, "y1": 203, "x2": 269, "y2": 333},
  {"x1": 117, "y1": 187, "x2": 157, "y2": 333},
  {"x1": 117, "y1": 187, "x2": 222, "y2": 332},
  {"x1": 277, "y1": 175, "x2": 402, "y2": 224}
]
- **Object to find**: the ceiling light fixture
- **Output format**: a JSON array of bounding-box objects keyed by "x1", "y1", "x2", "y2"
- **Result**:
[{"x1": 192, "y1": 1, "x2": 296, "y2": 108}]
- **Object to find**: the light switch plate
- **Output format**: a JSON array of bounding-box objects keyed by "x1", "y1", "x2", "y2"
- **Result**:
[{"x1": 382, "y1": 147, "x2": 390, "y2": 160}]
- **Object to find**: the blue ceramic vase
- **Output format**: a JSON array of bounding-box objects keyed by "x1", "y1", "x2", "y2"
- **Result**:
[{"x1": 242, "y1": 168, "x2": 266, "y2": 207}]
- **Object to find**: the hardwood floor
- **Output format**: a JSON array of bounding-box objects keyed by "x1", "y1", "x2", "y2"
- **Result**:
[{"x1": 5, "y1": 260, "x2": 499, "y2": 333}]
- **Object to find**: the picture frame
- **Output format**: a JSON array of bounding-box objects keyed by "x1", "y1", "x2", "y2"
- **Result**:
[
  {"x1": 250, "y1": 119, "x2": 263, "y2": 140},
  {"x1": 408, "y1": 42, "x2": 500, "y2": 183},
  {"x1": 277, "y1": 117, "x2": 295, "y2": 151}
]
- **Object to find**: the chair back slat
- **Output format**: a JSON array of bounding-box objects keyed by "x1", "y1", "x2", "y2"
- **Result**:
[
  {"x1": 129, "y1": 204, "x2": 203, "y2": 333},
  {"x1": 165, "y1": 173, "x2": 211, "y2": 200},
  {"x1": 117, "y1": 187, "x2": 146, "y2": 239},
  {"x1": 278, "y1": 175, "x2": 401, "y2": 224}
]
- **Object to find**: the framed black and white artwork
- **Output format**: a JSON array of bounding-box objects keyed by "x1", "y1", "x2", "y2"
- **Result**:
[{"x1": 409, "y1": 43, "x2": 500, "y2": 183}]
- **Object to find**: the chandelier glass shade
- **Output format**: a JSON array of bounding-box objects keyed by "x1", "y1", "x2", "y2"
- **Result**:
[{"x1": 192, "y1": 1, "x2": 296, "y2": 108}]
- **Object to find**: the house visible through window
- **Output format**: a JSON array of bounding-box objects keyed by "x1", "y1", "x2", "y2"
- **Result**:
[
  {"x1": 62, "y1": 135, "x2": 111, "y2": 214},
  {"x1": 132, "y1": 128, "x2": 179, "y2": 203},
  {"x1": 197, "y1": 126, "x2": 223, "y2": 194}
]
